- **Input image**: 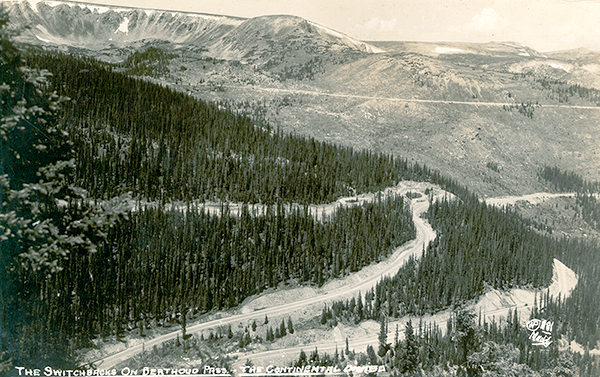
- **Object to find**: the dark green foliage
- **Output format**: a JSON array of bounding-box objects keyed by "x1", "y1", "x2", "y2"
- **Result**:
[
  {"x1": 539, "y1": 166, "x2": 600, "y2": 193},
  {"x1": 452, "y1": 308, "x2": 482, "y2": 368},
  {"x1": 343, "y1": 196, "x2": 555, "y2": 319},
  {"x1": 295, "y1": 350, "x2": 308, "y2": 367},
  {"x1": 501, "y1": 101, "x2": 537, "y2": 118},
  {"x1": 121, "y1": 47, "x2": 177, "y2": 78},
  {"x1": 297, "y1": 308, "x2": 580, "y2": 376},
  {"x1": 574, "y1": 192, "x2": 600, "y2": 232},
  {"x1": 394, "y1": 320, "x2": 419, "y2": 374},
  {"x1": 378, "y1": 316, "x2": 389, "y2": 357},
  {"x1": 545, "y1": 238, "x2": 600, "y2": 349},
  {"x1": 326, "y1": 196, "x2": 580, "y2": 337},
  {"x1": 366, "y1": 345, "x2": 377, "y2": 364},
  {"x1": 1, "y1": 13, "x2": 127, "y2": 368},
  {"x1": 24, "y1": 51, "x2": 470, "y2": 204},
  {"x1": 280, "y1": 320, "x2": 287, "y2": 337},
  {"x1": 533, "y1": 76, "x2": 600, "y2": 106},
  {"x1": 35, "y1": 195, "x2": 413, "y2": 346}
]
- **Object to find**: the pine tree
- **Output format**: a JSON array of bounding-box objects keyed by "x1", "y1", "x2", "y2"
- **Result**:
[
  {"x1": 378, "y1": 315, "x2": 389, "y2": 357},
  {"x1": 280, "y1": 319, "x2": 287, "y2": 337},
  {"x1": 0, "y1": 11, "x2": 128, "y2": 367},
  {"x1": 295, "y1": 350, "x2": 308, "y2": 367},
  {"x1": 398, "y1": 320, "x2": 419, "y2": 374},
  {"x1": 452, "y1": 308, "x2": 482, "y2": 367}
]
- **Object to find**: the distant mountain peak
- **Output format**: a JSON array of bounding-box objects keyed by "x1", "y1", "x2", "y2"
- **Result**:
[{"x1": 6, "y1": 0, "x2": 384, "y2": 62}]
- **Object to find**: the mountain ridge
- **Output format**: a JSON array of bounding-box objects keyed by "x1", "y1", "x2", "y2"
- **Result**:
[
  {"x1": 5, "y1": 0, "x2": 384, "y2": 61},
  {"x1": 4, "y1": 0, "x2": 600, "y2": 198}
]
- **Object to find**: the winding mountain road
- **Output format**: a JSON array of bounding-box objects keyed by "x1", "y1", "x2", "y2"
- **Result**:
[
  {"x1": 88, "y1": 183, "x2": 439, "y2": 370},
  {"x1": 87, "y1": 189, "x2": 577, "y2": 371}
]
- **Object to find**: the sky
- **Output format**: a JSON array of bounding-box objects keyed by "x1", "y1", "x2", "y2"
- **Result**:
[{"x1": 67, "y1": 0, "x2": 600, "y2": 52}]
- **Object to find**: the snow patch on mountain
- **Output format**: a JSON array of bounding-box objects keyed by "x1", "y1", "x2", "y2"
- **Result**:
[
  {"x1": 25, "y1": 0, "x2": 43, "y2": 8},
  {"x1": 508, "y1": 60, "x2": 575, "y2": 75},
  {"x1": 35, "y1": 34, "x2": 51, "y2": 43},
  {"x1": 548, "y1": 62, "x2": 572, "y2": 72},
  {"x1": 434, "y1": 46, "x2": 464, "y2": 54},
  {"x1": 308, "y1": 21, "x2": 385, "y2": 53},
  {"x1": 115, "y1": 16, "x2": 129, "y2": 34}
]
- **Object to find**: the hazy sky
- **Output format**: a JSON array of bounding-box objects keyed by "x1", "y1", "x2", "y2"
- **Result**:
[{"x1": 72, "y1": 0, "x2": 600, "y2": 52}]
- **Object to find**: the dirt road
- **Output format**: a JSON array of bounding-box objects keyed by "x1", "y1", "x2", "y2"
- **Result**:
[
  {"x1": 88, "y1": 182, "x2": 440, "y2": 369},
  {"x1": 484, "y1": 192, "x2": 577, "y2": 207},
  {"x1": 87, "y1": 189, "x2": 579, "y2": 371},
  {"x1": 219, "y1": 84, "x2": 600, "y2": 110}
]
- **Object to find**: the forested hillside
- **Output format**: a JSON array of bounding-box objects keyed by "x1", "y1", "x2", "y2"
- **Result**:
[
  {"x1": 330, "y1": 196, "x2": 558, "y2": 320},
  {"x1": 25, "y1": 51, "x2": 469, "y2": 204},
  {"x1": 2, "y1": 24, "x2": 597, "y2": 375},
  {"x1": 37, "y1": 196, "x2": 415, "y2": 350},
  {"x1": 3, "y1": 44, "x2": 422, "y2": 367},
  {"x1": 322, "y1": 195, "x2": 600, "y2": 374}
]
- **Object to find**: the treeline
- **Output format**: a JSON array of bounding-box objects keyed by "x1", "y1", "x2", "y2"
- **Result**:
[
  {"x1": 34, "y1": 195, "x2": 414, "y2": 347},
  {"x1": 534, "y1": 77, "x2": 600, "y2": 106},
  {"x1": 24, "y1": 51, "x2": 470, "y2": 203},
  {"x1": 539, "y1": 166, "x2": 600, "y2": 193},
  {"x1": 120, "y1": 46, "x2": 177, "y2": 78}
]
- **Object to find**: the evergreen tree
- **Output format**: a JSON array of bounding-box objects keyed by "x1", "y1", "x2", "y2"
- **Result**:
[
  {"x1": 399, "y1": 320, "x2": 419, "y2": 374},
  {"x1": 366, "y1": 345, "x2": 378, "y2": 364},
  {"x1": 452, "y1": 308, "x2": 482, "y2": 371},
  {"x1": 0, "y1": 11, "x2": 127, "y2": 367},
  {"x1": 280, "y1": 319, "x2": 287, "y2": 337},
  {"x1": 295, "y1": 350, "x2": 308, "y2": 367},
  {"x1": 378, "y1": 315, "x2": 389, "y2": 357}
]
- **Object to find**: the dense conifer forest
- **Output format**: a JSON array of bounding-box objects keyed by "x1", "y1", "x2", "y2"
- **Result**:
[
  {"x1": 536, "y1": 167, "x2": 600, "y2": 350},
  {"x1": 39, "y1": 196, "x2": 415, "y2": 347},
  {"x1": 326, "y1": 194, "x2": 600, "y2": 359},
  {"x1": 328, "y1": 196, "x2": 558, "y2": 319},
  {"x1": 539, "y1": 166, "x2": 600, "y2": 193},
  {"x1": 2, "y1": 21, "x2": 598, "y2": 374},
  {"x1": 24, "y1": 51, "x2": 470, "y2": 204}
]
